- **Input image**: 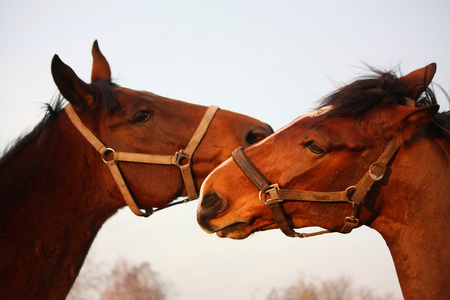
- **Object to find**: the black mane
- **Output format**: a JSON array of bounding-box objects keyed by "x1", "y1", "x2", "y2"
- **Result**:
[{"x1": 318, "y1": 69, "x2": 450, "y2": 138}]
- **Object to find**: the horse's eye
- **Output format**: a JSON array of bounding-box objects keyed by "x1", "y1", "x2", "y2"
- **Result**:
[
  {"x1": 305, "y1": 141, "x2": 324, "y2": 155},
  {"x1": 133, "y1": 111, "x2": 154, "y2": 123}
]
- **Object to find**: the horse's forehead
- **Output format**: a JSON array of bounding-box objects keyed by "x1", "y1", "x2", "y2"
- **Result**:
[
  {"x1": 114, "y1": 87, "x2": 150, "y2": 99},
  {"x1": 251, "y1": 105, "x2": 333, "y2": 149},
  {"x1": 278, "y1": 105, "x2": 333, "y2": 132},
  {"x1": 113, "y1": 88, "x2": 159, "y2": 106},
  {"x1": 300, "y1": 105, "x2": 333, "y2": 120}
]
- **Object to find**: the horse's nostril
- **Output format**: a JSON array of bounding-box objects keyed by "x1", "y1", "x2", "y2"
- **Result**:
[
  {"x1": 245, "y1": 125, "x2": 273, "y2": 146},
  {"x1": 200, "y1": 193, "x2": 226, "y2": 215},
  {"x1": 198, "y1": 193, "x2": 227, "y2": 231},
  {"x1": 201, "y1": 194, "x2": 221, "y2": 210}
]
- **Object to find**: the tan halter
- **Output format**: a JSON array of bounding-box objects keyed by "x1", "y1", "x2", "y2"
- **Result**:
[
  {"x1": 65, "y1": 104, "x2": 219, "y2": 217},
  {"x1": 231, "y1": 139, "x2": 399, "y2": 238}
]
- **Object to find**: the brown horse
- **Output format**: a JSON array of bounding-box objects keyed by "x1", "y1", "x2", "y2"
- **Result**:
[
  {"x1": 198, "y1": 64, "x2": 450, "y2": 299},
  {"x1": 0, "y1": 41, "x2": 272, "y2": 299}
]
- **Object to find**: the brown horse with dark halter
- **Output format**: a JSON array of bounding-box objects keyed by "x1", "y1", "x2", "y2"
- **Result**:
[
  {"x1": 198, "y1": 64, "x2": 450, "y2": 299},
  {"x1": 0, "y1": 41, "x2": 272, "y2": 299}
]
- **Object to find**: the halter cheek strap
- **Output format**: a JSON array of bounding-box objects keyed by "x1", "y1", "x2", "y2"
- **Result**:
[{"x1": 65, "y1": 103, "x2": 219, "y2": 217}]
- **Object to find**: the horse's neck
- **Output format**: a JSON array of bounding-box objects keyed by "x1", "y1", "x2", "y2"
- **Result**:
[
  {"x1": 371, "y1": 131, "x2": 450, "y2": 299},
  {"x1": 0, "y1": 113, "x2": 120, "y2": 299}
]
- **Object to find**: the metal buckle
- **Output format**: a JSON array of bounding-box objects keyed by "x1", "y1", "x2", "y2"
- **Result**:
[
  {"x1": 340, "y1": 216, "x2": 359, "y2": 234},
  {"x1": 259, "y1": 183, "x2": 281, "y2": 205},
  {"x1": 175, "y1": 150, "x2": 191, "y2": 167},
  {"x1": 345, "y1": 216, "x2": 359, "y2": 225}
]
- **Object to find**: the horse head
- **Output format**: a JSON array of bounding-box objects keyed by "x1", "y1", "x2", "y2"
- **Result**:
[
  {"x1": 197, "y1": 64, "x2": 443, "y2": 239},
  {"x1": 50, "y1": 41, "x2": 273, "y2": 214}
]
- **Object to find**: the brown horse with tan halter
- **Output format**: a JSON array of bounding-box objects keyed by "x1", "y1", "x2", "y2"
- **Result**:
[
  {"x1": 198, "y1": 64, "x2": 450, "y2": 299},
  {"x1": 0, "y1": 41, "x2": 272, "y2": 299}
]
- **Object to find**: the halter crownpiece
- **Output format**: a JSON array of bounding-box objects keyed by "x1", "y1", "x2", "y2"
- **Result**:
[{"x1": 65, "y1": 103, "x2": 219, "y2": 217}]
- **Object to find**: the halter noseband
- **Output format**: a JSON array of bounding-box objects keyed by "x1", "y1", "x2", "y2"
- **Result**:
[
  {"x1": 231, "y1": 139, "x2": 399, "y2": 238},
  {"x1": 65, "y1": 103, "x2": 219, "y2": 217}
]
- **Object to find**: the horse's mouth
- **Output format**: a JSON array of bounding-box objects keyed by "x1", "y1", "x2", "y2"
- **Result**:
[
  {"x1": 214, "y1": 222, "x2": 247, "y2": 239},
  {"x1": 215, "y1": 221, "x2": 277, "y2": 239}
]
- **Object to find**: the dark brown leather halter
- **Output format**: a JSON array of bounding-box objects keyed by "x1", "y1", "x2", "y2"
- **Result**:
[
  {"x1": 231, "y1": 139, "x2": 399, "y2": 238},
  {"x1": 65, "y1": 104, "x2": 219, "y2": 217}
]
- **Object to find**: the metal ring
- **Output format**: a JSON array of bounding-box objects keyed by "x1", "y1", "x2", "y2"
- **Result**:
[
  {"x1": 175, "y1": 150, "x2": 191, "y2": 167},
  {"x1": 345, "y1": 186, "x2": 356, "y2": 202},
  {"x1": 369, "y1": 162, "x2": 386, "y2": 181},
  {"x1": 101, "y1": 148, "x2": 116, "y2": 163},
  {"x1": 258, "y1": 190, "x2": 270, "y2": 205}
]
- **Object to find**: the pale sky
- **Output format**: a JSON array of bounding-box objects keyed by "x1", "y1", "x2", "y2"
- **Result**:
[{"x1": 1, "y1": 1, "x2": 449, "y2": 299}]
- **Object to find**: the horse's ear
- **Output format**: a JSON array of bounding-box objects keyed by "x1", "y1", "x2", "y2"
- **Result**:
[
  {"x1": 385, "y1": 104, "x2": 439, "y2": 143},
  {"x1": 91, "y1": 40, "x2": 111, "y2": 82},
  {"x1": 399, "y1": 63, "x2": 436, "y2": 100},
  {"x1": 51, "y1": 54, "x2": 99, "y2": 109}
]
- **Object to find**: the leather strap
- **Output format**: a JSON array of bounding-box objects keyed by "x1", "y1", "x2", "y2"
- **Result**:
[
  {"x1": 339, "y1": 139, "x2": 398, "y2": 232},
  {"x1": 65, "y1": 104, "x2": 219, "y2": 217},
  {"x1": 176, "y1": 105, "x2": 219, "y2": 199},
  {"x1": 184, "y1": 105, "x2": 219, "y2": 157},
  {"x1": 232, "y1": 146, "x2": 271, "y2": 192},
  {"x1": 113, "y1": 152, "x2": 176, "y2": 165},
  {"x1": 105, "y1": 160, "x2": 151, "y2": 216},
  {"x1": 65, "y1": 104, "x2": 108, "y2": 154},
  {"x1": 266, "y1": 200, "x2": 300, "y2": 237},
  {"x1": 65, "y1": 104, "x2": 151, "y2": 216}
]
